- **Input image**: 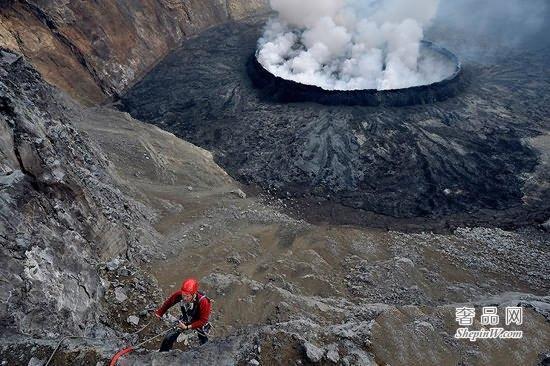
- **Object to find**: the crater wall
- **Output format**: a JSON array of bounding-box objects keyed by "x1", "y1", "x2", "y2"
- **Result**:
[
  {"x1": 248, "y1": 41, "x2": 463, "y2": 107},
  {"x1": 0, "y1": 0, "x2": 268, "y2": 104}
]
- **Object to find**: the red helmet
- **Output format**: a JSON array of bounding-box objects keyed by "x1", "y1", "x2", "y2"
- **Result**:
[{"x1": 181, "y1": 278, "x2": 199, "y2": 296}]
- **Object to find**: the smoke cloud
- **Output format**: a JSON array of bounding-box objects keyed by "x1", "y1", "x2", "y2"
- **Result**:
[
  {"x1": 257, "y1": 0, "x2": 455, "y2": 91},
  {"x1": 432, "y1": 0, "x2": 549, "y2": 60}
]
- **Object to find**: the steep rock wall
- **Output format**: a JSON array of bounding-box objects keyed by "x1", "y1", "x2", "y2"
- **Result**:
[
  {"x1": 0, "y1": 0, "x2": 268, "y2": 104},
  {"x1": 0, "y1": 48, "x2": 158, "y2": 337}
]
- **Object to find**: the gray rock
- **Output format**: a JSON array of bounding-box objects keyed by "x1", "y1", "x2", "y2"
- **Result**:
[
  {"x1": 127, "y1": 315, "x2": 140, "y2": 325},
  {"x1": 118, "y1": 267, "x2": 131, "y2": 277},
  {"x1": 0, "y1": 50, "x2": 161, "y2": 340},
  {"x1": 396, "y1": 257, "x2": 414, "y2": 268},
  {"x1": 528, "y1": 300, "x2": 550, "y2": 320},
  {"x1": 227, "y1": 254, "x2": 242, "y2": 265},
  {"x1": 327, "y1": 347, "x2": 340, "y2": 363},
  {"x1": 27, "y1": 357, "x2": 44, "y2": 366},
  {"x1": 0, "y1": 50, "x2": 21, "y2": 65},
  {"x1": 248, "y1": 359, "x2": 260, "y2": 366},
  {"x1": 230, "y1": 189, "x2": 247, "y2": 199},
  {"x1": 415, "y1": 321, "x2": 435, "y2": 332},
  {"x1": 106, "y1": 258, "x2": 121, "y2": 271},
  {"x1": 250, "y1": 283, "x2": 262, "y2": 294},
  {"x1": 326, "y1": 344, "x2": 340, "y2": 363},
  {"x1": 115, "y1": 287, "x2": 128, "y2": 303},
  {"x1": 303, "y1": 342, "x2": 324, "y2": 363}
]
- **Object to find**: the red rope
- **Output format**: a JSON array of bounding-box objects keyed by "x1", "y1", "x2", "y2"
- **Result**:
[{"x1": 109, "y1": 347, "x2": 134, "y2": 366}]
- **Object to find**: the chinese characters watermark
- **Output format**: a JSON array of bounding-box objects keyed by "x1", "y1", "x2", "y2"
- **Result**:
[
  {"x1": 455, "y1": 307, "x2": 475, "y2": 326},
  {"x1": 454, "y1": 306, "x2": 523, "y2": 341},
  {"x1": 505, "y1": 307, "x2": 523, "y2": 326}
]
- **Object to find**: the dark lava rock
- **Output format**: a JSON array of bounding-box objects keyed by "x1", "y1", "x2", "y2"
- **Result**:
[{"x1": 120, "y1": 18, "x2": 550, "y2": 227}]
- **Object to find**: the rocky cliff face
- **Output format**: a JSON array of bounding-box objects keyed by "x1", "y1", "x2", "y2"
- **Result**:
[
  {"x1": 0, "y1": 48, "x2": 158, "y2": 340},
  {"x1": 0, "y1": 0, "x2": 268, "y2": 104}
]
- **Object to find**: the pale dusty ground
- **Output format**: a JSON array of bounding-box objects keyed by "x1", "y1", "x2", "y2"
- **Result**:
[{"x1": 75, "y1": 105, "x2": 550, "y2": 365}]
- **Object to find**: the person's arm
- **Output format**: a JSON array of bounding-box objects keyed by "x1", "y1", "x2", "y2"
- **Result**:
[
  {"x1": 155, "y1": 291, "x2": 182, "y2": 317},
  {"x1": 189, "y1": 297, "x2": 211, "y2": 329}
]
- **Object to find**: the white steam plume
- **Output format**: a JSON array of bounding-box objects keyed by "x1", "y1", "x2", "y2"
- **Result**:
[{"x1": 257, "y1": 0, "x2": 454, "y2": 91}]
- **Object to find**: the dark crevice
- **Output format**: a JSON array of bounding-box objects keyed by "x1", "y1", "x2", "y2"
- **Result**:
[
  {"x1": 70, "y1": 274, "x2": 92, "y2": 299},
  {"x1": 12, "y1": 142, "x2": 39, "y2": 191}
]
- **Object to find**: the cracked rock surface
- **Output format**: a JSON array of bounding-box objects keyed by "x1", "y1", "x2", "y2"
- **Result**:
[{"x1": 0, "y1": 49, "x2": 158, "y2": 357}]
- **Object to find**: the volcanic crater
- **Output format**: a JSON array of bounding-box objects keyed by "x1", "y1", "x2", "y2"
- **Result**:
[
  {"x1": 120, "y1": 17, "x2": 550, "y2": 228},
  {"x1": 248, "y1": 40, "x2": 463, "y2": 107}
]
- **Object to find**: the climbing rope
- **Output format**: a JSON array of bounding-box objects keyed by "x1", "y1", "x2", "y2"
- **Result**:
[
  {"x1": 133, "y1": 318, "x2": 155, "y2": 335},
  {"x1": 44, "y1": 336, "x2": 92, "y2": 366},
  {"x1": 44, "y1": 312, "x2": 160, "y2": 365},
  {"x1": 44, "y1": 311, "x2": 213, "y2": 365},
  {"x1": 109, "y1": 324, "x2": 178, "y2": 366}
]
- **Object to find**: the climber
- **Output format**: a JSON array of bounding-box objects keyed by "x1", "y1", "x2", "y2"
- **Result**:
[{"x1": 155, "y1": 277, "x2": 212, "y2": 351}]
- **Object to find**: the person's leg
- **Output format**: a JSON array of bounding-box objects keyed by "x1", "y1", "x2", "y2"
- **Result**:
[
  {"x1": 196, "y1": 323, "x2": 210, "y2": 344},
  {"x1": 197, "y1": 331, "x2": 208, "y2": 344},
  {"x1": 159, "y1": 329, "x2": 181, "y2": 352}
]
